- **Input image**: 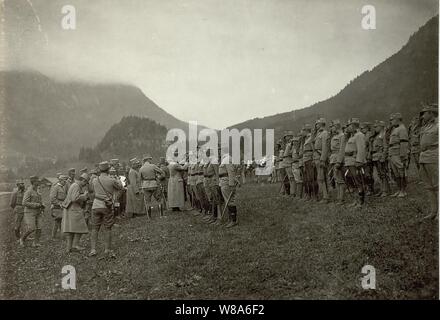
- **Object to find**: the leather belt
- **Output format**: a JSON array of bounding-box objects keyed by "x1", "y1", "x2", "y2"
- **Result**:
[{"x1": 219, "y1": 173, "x2": 228, "y2": 178}]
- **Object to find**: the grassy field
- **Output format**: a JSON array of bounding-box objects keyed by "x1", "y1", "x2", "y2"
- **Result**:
[{"x1": 0, "y1": 178, "x2": 438, "y2": 300}]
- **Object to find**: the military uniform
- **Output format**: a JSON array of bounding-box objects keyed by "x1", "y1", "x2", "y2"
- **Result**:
[
  {"x1": 302, "y1": 128, "x2": 316, "y2": 200},
  {"x1": 418, "y1": 104, "x2": 438, "y2": 219},
  {"x1": 21, "y1": 177, "x2": 44, "y2": 246},
  {"x1": 219, "y1": 154, "x2": 239, "y2": 227},
  {"x1": 282, "y1": 131, "x2": 295, "y2": 195},
  {"x1": 196, "y1": 161, "x2": 209, "y2": 214},
  {"x1": 50, "y1": 177, "x2": 67, "y2": 238},
  {"x1": 9, "y1": 182, "x2": 25, "y2": 239},
  {"x1": 329, "y1": 124, "x2": 346, "y2": 203},
  {"x1": 139, "y1": 158, "x2": 164, "y2": 217},
  {"x1": 291, "y1": 137, "x2": 303, "y2": 198},
  {"x1": 388, "y1": 114, "x2": 409, "y2": 197},
  {"x1": 371, "y1": 121, "x2": 390, "y2": 197},
  {"x1": 408, "y1": 118, "x2": 421, "y2": 173},
  {"x1": 344, "y1": 121, "x2": 366, "y2": 207},
  {"x1": 362, "y1": 123, "x2": 375, "y2": 194},
  {"x1": 313, "y1": 119, "x2": 330, "y2": 201},
  {"x1": 126, "y1": 161, "x2": 144, "y2": 217},
  {"x1": 205, "y1": 159, "x2": 221, "y2": 223}
]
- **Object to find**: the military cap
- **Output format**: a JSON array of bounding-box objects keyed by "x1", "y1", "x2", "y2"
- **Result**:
[
  {"x1": 350, "y1": 118, "x2": 360, "y2": 125},
  {"x1": 129, "y1": 157, "x2": 138, "y2": 165},
  {"x1": 109, "y1": 166, "x2": 117, "y2": 173},
  {"x1": 79, "y1": 167, "x2": 88, "y2": 174},
  {"x1": 89, "y1": 168, "x2": 98, "y2": 175},
  {"x1": 98, "y1": 161, "x2": 110, "y2": 171},
  {"x1": 317, "y1": 117, "x2": 326, "y2": 124},
  {"x1": 68, "y1": 168, "x2": 76, "y2": 174},
  {"x1": 56, "y1": 172, "x2": 62, "y2": 178},
  {"x1": 420, "y1": 103, "x2": 438, "y2": 116},
  {"x1": 391, "y1": 113, "x2": 402, "y2": 120},
  {"x1": 283, "y1": 130, "x2": 294, "y2": 138},
  {"x1": 360, "y1": 122, "x2": 367, "y2": 128},
  {"x1": 29, "y1": 176, "x2": 39, "y2": 183},
  {"x1": 79, "y1": 173, "x2": 89, "y2": 181},
  {"x1": 374, "y1": 120, "x2": 386, "y2": 127},
  {"x1": 16, "y1": 179, "x2": 24, "y2": 185},
  {"x1": 143, "y1": 154, "x2": 152, "y2": 161},
  {"x1": 59, "y1": 175, "x2": 69, "y2": 181}
]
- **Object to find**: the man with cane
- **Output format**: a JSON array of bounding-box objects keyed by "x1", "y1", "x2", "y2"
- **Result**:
[{"x1": 218, "y1": 147, "x2": 241, "y2": 228}]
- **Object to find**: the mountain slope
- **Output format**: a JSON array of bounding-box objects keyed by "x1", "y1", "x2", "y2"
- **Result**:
[
  {"x1": 229, "y1": 16, "x2": 438, "y2": 136},
  {"x1": 93, "y1": 116, "x2": 168, "y2": 162},
  {"x1": 0, "y1": 70, "x2": 195, "y2": 159}
]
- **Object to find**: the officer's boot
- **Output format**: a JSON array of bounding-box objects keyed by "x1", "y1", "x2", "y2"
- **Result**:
[
  {"x1": 319, "y1": 182, "x2": 329, "y2": 203},
  {"x1": 355, "y1": 191, "x2": 365, "y2": 209},
  {"x1": 209, "y1": 205, "x2": 217, "y2": 224},
  {"x1": 290, "y1": 179, "x2": 296, "y2": 197},
  {"x1": 226, "y1": 206, "x2": 238, "y2": 228},
  {"x1": 399, "y1": 176, "x2": 408, "y2": 197},
  {"x1": 158, "y1": 204, "x2": 163, "y2": 217},
  {"x1": 33, "y1": 229, "x2": 41, "y2": 247},
  {"x1": 147, "y1": 206, "x2": 153, "y2": 219},
  {"x1": 339, "y1": 184, "x2": 346, "y2": 204},
  {"x1": 284, "y1": 180, "x2": 290, "y2": 195},
  {"x1": 335, "y1": 184, "x2": 341, "y2": 204},
  {"x1": 51, "y1": 221, "x2": 58, "y2": 239},
  {"x1": 297, "y1": 183, "x2": 303, "y2": 199},
  {"x1": 391, "y1": 177, "x2": 401, "y2": 197},
  {"x1": 205, "y1": 203, "x2": 214, "y2": 222}
]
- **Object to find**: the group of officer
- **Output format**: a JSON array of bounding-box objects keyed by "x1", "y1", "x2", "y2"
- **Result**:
[
  {"x1": 9, "y1": 161, "x2": 124, "y2": 256},
  {"x1": 8, "y1": 147, "x2": 242, "y2": 255},
  {"x1": 273, "y1": 103, "x2": 438, "y2": 219}
]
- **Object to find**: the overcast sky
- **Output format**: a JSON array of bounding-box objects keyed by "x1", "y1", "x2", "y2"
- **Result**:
[{"x1": 3, "y1": 0, "x2": 438, "y2": 129}]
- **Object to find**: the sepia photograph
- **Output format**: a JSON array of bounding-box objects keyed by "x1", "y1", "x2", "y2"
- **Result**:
[{"x1": 0, "y1": 0, "x2": 438, "y2": 305}]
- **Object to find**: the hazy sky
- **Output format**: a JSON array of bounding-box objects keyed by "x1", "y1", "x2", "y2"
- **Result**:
[{"x1": 3, "y1": 0, "x2": 438, "y2": 129}]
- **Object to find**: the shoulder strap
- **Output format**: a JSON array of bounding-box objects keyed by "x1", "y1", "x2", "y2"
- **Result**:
[{"x1": 97, "y1": 176, "x2": 113, "y2": 199}]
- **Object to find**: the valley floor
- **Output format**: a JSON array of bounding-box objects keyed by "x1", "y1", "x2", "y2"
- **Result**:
[{"x1": 0, "y1": 180, "x2": 438, "y2": 299}]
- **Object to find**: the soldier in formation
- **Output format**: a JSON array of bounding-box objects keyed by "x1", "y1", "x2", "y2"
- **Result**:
[{"x1": 272, "y1": 102, "x2": 437, "y2": 219}]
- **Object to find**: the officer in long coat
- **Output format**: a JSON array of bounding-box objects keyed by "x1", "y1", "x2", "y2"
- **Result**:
[
  {"x1": 167, "y1": 155, "x2": 186, "y2": 211},
  {"x1": 62, "y1": 173, "x2": 89, "y2": 253},
  {"x1": 126, "y1": 159, "x2": 144, "y2": 218}
]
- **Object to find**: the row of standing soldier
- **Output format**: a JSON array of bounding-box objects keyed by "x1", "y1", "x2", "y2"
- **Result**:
[{"x1": 274, "y1": 103, "x2": 438, "y2": 219}]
